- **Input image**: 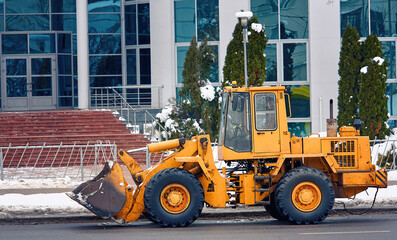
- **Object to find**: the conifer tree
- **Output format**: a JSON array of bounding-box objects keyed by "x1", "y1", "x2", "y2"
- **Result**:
[
  {"x1": 337, "y1": 24, "x2": 361, "y2": 127},
  {"x1": 358, "y1": 34, "x2": 389, "y2": 139},
  {"x1": 223, "y1": 15, "x2": 267, "y2": 87}
]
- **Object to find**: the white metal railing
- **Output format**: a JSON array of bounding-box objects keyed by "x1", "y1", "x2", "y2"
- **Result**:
[
  {"x1": 0, "y1": 142, "x2": 117, "y2": 181},
  {"x1": 370, "y1": 139, "x2": 397, "y2": 170},
  {"x1": 90, "y1": 86, "x2": 166, "y2": 141}
]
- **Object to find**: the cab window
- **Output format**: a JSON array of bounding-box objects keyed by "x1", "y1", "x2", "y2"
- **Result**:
[{"x1": 255, "y1": 93, "x2": 277, "y2": 131}]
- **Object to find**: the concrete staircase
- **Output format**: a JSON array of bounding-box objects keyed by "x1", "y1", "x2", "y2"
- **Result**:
[{"x1": 0, "y1": 110, "x2": 150, "y2": 167}]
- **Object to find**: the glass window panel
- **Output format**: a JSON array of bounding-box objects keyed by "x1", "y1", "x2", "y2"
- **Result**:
[
  {"x1": 0, "y1": 1, "x2": 3, "y2": 14},
  {"x1": 209, "y1": 45, "x2": 219, "y2": 83},
  {"x1": 6, "y1": 59, "x2": 26, "y2": 76},
  {"x1": 140, "y1": 48, "x2": 151, "y2": 84},
  {"x1": 255, "y1": 93, "x2": 277, "y2": 131},
  {"x1": 125, "y1": 4, "x2": 137, "y2": 45},
  {"x1": 251, "y1": 0, "x2": 278, "y2": 40},
  {"x1": 6, "y1": 0, "x2": 49, "y2": 14},
  {"x1": 52, "y1": 14, "x2": 76, "y2": 32},
  {"x1": 58, "y1": 55, "x2": 72, "y2": 74},
  {"x1": 6, "y1": 15, "x2": 49, "y2": 31},
  {"x1": 381, "y1": 41, "x2": 396, "y2": 79},
  {"x1": 139, "y1": 89, "x2": 151, "y2": 105},
  {"x1": 59, "y1": 76, "x2": 72, "y2": 96},
  {"x1": 31, "y1": 58, "x2": 51, "y2": 75},
  {"x1": 197, "y1": 0, "x2": 219, "y2": 41},
  {"x1": 370, "y1": 0, "x2": 396, "y2": 37},
  {"x1": 264, "y1": 44, "x2": 277, "y2": 81},
  {"x1": 386, "y1": 83, "x2": 397, "y2": 116},
  {"x1": 285, "y1": 85, "x2": 310, "y2": 118},
  {"x1": 127, "y1": 49, "x2": 137, "y2": 85},
  {"x1": 138, "y1": 3, "x2": 150, "y2": 44},
  {"x1": 52, "y1": 0, "x2": 76, "y2": 13},
  {"x1": 58, "y1": 33, "x2": 72, "y2": 54},
  {"x1": 59, "y1": 97, "x2": 73, "y2": 107},
  {"x1": 2, "y1": 34, "x2": 28, "y2": 54},
  {"x1": 88, "y1": 14, "x2": 120, "y2": 33},
  {"x1": 175, "y1": 0, "x2": 195, "y2": 43},
  {"x1": 74, "y1": 77, "x2": 78, "y2": 95},
  {"x1": 89, "y1": 56, "x2": 121, "y2": 75},
  {"x1": 283, "y1": 43, "x2": 307, "y2": 81},
  {"x1": 280, "y1": 0, "x2": 308, "y2": 39},
  {"x1": 340, "y1": 0, "x2": 369, "y2": 37},
  {"x1": 127, "y1": 89, "x2": 138, "y2": 105},
  {"x1": 89, "y1": 34, "x2": 121, "y2": 54},
  {"x1": 0, "y1": 15, "x2": 3, "y2": 31},
  {"x1": 32, "y1": 77, "x2": 52, "y2": 96},
  {"x1": 29, "y1": 34, "x2": 55, "y2": 54},
  {"x1": 288, "y1": 122, "x2": 311, "y2": 137},
  {"x1": 7, "y1": 77, "x2": 27, "y2": 97},
  {"x1": 90, "y1": 76, "x2": 122, "y2": 87},
  {"x1": 73, "y1": 56, "x2": 78, "y2": 75},
  {"x1": 177, "y1": 46, "x2": 189, "y2": 83},
  {"x1": 88, "y1": 0, "x2": 120, "y2": 13},
  {"x1": 73, "y1": 35, "x2": 77, "y2": 54}
]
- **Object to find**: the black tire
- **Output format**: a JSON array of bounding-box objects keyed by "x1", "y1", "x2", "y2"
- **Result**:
[
  {"x1": 264, "y1": 193, "x2": 286, "y2": 221},
  {"x1": 144, "y1": 168, "x2": 204, "y2": 227},
  {"x1": 275, "y1": 167, "x2": 334, "y2": 224}
]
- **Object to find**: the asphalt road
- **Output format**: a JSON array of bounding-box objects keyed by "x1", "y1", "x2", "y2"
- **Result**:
[{"x1": 1, "y1": 213, "x2": 396, "y2": 240}]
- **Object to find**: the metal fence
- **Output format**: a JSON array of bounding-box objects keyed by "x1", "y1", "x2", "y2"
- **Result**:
[{"x1": 0, "y1": 142, "x2": 117, "y2": 181}]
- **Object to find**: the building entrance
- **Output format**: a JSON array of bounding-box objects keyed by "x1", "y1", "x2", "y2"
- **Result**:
[{"x1": 1, "y1": 56, "x2": 56, "y2": 111}]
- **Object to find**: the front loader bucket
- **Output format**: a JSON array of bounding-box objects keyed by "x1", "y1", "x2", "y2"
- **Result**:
[{"x1": 67, "y1": 161, "x2": 127, "y2": 218}]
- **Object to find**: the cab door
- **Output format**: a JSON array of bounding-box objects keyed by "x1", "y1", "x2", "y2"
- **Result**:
[{"x1": 253, "y1": 92, "x2": 281, "y2": 153}]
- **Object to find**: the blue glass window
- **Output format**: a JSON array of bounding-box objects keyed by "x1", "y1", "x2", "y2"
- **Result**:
[
  {"x1": 341, "y1": 0, "x2": 369, "y2": 37},
  {"x1": 88, "y1": 0, "x2": 120, "y2": 13},
  {"x1": 0, "y1": 15, "x2": 4, "y2": 31},
  {"x1": 125, "y1": 4, "x2": 137, "y2": 45},
  {"x1": 283, "y1": 43, "x2": 307, "y2": 81},
  {"x1": 177, "y1": 46, "x2": 189, "y2": 84},
  {"x1": 88, "y1": 14, "x2": 120, "y2": 33},
  {"x1": 58, "y1": 33, "x2": 72, "y2": 54},
  {"x1": 140, "y1": 48, "x2": 151, "y2": 85},
  {"x1": 381, "y1": 41, "x2": 396, "y2": 79},
  {"x1": 175, "y1": 0, "x2": 195, "y2": 43},
  {"x1": 6, "y1": 15, "x2": 49, "y2": 31},
  {"x1": 58, "y1": 76, "x2": 73, "y2": 96},
  {"x1": 264, "y1": 44, "x2": 277, "y2": 81},
  {"x1": 138, "y1": 4, "x2": 150, "y2": 44},
  {"x1": 7, "y1": 77, "x2": 27, "y2": 97},
  {"x1": 6, "y1": 59, "x2": 26, "y2": 76},
  {"x1": 73, "y1": 56, "x2": 77, "y2": 75},
  {"x1": 29, "y1": 34, "x2": 55, "y2": 54},
  {"x1": 6, "y1": 0, "x2": 49, "y2": 14},
  {"x1": 32, "y1": 77, "x2": 52, "y2": 96},
  {"x1": 89, "y1": 35, "x2": 121, "y2": 54},
  {"x1": 52, "y1": 0, "x2": 76, "y2": 13},
  {"x1": 73, "y1": 35, "x2": 77, "y2": 54},
  {"x1": 31, "y1": 58, "x2": 51, "y2": 75},
  {"x1": 252, "y1": 0, "x2": 278, "y2": 40},
  {"x1": 0, "y1": 1, "x2": 3, "y2": 14},
  {"x1": 386, "y1": 83, "x2": 397, "y2": 116},
  {"x1": 90, "y1": 76, "x2": 122, "y2": 87},
  {"x1": 90, "y1": 56, "x2": 121, "y2": 75},
  {"x1": 59, "y1": 97, "x2": 73, "y2": 107},
  {"x1": 285, "y1": 85, "x2": 310, "y2": 118},
  {"x1": 127, "y1": 49, "x2": 137, "y2": 85},
  {"x1": 58, "y1": 55, "x2": 72, "y2": 74},
  {"x1": 197, "y1": 0, "x2": 219, "y2": 41},
  {"x1": 2, "y1": 34, "x2": 28, "y2": 54},
  {"x1": 209, "y1": 45, "x2": 219, "y2": 83},
  {"x1": 288, "y1": 122, "x2": 311, "y2": 137},
  {"x1": 280, "y1": 0, "x2": 308, "y2": 39},
  {"x1": 370, "y1": 0, "x2": 396, "y2": 37},
  {"x1": 52, "y1": 14, "x2": 76, "y2": 32}
]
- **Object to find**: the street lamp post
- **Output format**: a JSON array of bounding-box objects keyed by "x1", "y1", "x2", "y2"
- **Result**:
[{"x1": 236, "y1": 11, "x2": 253, "y2": 88}]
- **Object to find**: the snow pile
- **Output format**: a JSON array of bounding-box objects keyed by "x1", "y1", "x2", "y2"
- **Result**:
[
  {"x1": 0, "y1": 177, "x2": 81, "y2": 189},
  {"x1": 251, "y1": 23, "x2": 263, "y2": 33},
  {"x1": 200, "y1": 80, "x2": 215, "y2": 101},
  {"x1": 370, "y1": 128, "x2": 397, "y2": 164},
  {"x1": 156, "y1": 105, "x2": 173, "y2": 122},
  {"x1": 373, "y1": 56, "x2": 385, "y2": 65},
  {"x1": 360, "y1": 66, "x2": 368, "y2": 74}
]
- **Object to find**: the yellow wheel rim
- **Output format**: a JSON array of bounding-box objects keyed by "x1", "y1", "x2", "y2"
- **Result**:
[
  {"x1": 160, "y1": 184, "x2": 190, "y2": 214},
  {"x1": 292, "y1": 182, "x2": 322, "y2": 212}
]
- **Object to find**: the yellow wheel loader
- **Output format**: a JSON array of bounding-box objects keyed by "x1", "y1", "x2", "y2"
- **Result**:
[{"x1": 67, "y1": 85, "x2": 388, "y2": 226}]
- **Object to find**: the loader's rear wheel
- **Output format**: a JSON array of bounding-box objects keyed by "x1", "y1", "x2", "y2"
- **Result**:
[
  {"x1": 144, "y1": 168, "x2": 204, "y2": 227},
  {"x1": 264, "y1": 193, "x2": 286, "y2": 221},
  {"x1": 275, "y1": 167, "x2": 334, "y2": 224}
]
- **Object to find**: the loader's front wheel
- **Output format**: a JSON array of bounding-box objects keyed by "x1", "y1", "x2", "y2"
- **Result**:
[
  {"x1": 275, "y1": 167, "x2": 334, "y2": 224},
  {"x1": 144, "y1": 168, "x2": 204, "y2": 227}
]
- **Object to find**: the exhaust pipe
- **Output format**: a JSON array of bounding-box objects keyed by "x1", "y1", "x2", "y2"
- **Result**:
[{"x1": 327, "y1": 99, "x2": 337, "y2": 137}]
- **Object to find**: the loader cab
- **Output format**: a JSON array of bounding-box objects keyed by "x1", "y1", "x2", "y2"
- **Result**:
[{"x1": 218, "y1": 86, "x2": 291, "y2": 161}]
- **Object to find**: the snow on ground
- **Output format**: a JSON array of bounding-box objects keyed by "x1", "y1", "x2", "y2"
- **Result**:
[{"x1": 0, "y1": 177, "x2": 82, "y2": 189}]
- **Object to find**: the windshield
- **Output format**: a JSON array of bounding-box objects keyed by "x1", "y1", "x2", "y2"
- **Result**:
[{"x1": 220, "y1": 92, "x2": 252, "y2": 152}]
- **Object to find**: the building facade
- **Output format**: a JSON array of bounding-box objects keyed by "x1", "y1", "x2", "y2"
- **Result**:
[{"x1": 0, "y1": 0, "x2": 396, "y2": 136}]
